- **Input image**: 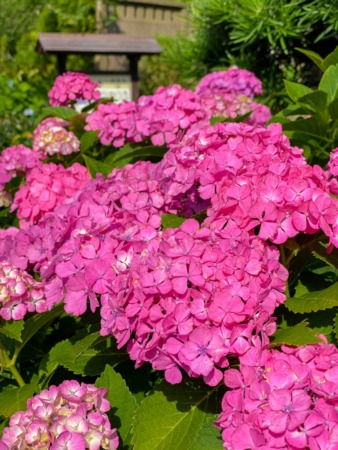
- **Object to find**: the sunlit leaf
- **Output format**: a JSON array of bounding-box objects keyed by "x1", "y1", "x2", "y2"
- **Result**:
[
  {"x1": 284, "y1": 282, "x2": 338, "y2": 313},
  {"x1": 161, "y1": 214, "x2": 187, "y2": 230},
  {"x1": 271, "y1": 321, "x2": 323, "y2": 346},
  {"x1": 131, "y1": 379, "x2": 222, "y2": 450},
  {"x1": 96, "y1": 365, "x2": 137, "y2": 445}
]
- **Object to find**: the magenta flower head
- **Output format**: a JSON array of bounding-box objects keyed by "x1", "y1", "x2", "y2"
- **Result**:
[
  {"x1": 218, "y1": 339, "x2": 338, "y2": 449},
  {"x1": 48, "y1": 72, "x2": 101, "y2": 107},
  {"x1": 0, "y1": 380, "x2": 119, "y2": 449},
  {"x1": 195, "y1": 67, "x2": 263, "y2": 98}
]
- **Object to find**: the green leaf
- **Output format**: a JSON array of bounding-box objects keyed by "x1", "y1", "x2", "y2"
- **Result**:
[
  {"x1": 210, "y1": 110, "x2": 252, "y2": 125},
  {"x1": 36, "y1": 106, "x2": 78, "y2": 123},
  {"x1": 161, "y1": 214, "x2": 187, "y2": 230},
  {"x1": 106, "y1": 144, "x2": 166, "y2": 169},
  {"x1": 131, "y1": 379, "x2": 222, "y2": 450},
  {"x1": 323, "y1": 47, "x2": 338, "y2": 71},
  {"x1": 334, "y1": 312, "x2": 338, "y2": 341},
  {"x1": 297, "y1": 90, "x2": 328, "y2": 116},
  {"x1": 328, "y1": 98, "x2": 338, "y2": 120},
  {"x1": 96, "y1": 365, "x2": 137, "y2": 445},
  {"x1": 319, "y1": 64, "x2": 338, "y2": 102},
  {"x1": 0, "y1": 319, "x2": 24, "y2": 342},
  {"x1": 281, "y1": 115, "x2": 328, "y2": 143},
  {"x1": 82, "y1": 154, "x2": 113, "y2": 178},
  {"x1": 190, "y1": 421, "x2": 223, "y2": 450},
  {"x1": 295, "y1": 48, "x2": 324, "y2": 70},
  {"x1": 49, "y1": 336, "x2": 127, "y2": 376},
  {"x1": 0, "y1": 383, "x2": 36, "y2": 417},
  {"x1": 80, "y1": 130, "x2": 98, "y2": 153},
  {"x1": 20, "y1": 304, "x2": 64, "y2": 350},
  {"x1": 311, "y1": 243, "x2": 338, "y2": 270},
  {"x1": 271, "y1": 321, "x2": 323, "y2": 346},
  {"x1": 284, "y1": 80, "x2": 313, "y2": 103},
  {"x1": 284, "y1": 282, "x2": 338, "y2": 314}
]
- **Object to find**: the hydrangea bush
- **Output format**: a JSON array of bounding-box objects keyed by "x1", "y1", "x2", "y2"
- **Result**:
[{"x1": 0, "y1": 60, "x2": 338, "y2": 450}]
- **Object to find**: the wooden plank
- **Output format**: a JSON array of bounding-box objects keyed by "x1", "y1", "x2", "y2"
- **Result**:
[{"x1": 37, "y1": 33, "x2": 162, "y2": 55}]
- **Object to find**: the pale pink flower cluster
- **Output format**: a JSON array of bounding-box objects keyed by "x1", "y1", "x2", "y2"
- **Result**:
[
  {"x1": 11, "y1": 162, "x2": 90, "y2": 229},
  {"x1": 195, "y1": 67, "x2": 263, "y2": 98},
  {"x1": 33, "y1": 117, "x2": 80, "y2": 156},
  {"x1": 218, "y1": 338, "x2": 338, "y2": 449},
  {"x1": 0, "y1": 261, "x2": 46, "y2": 320},
  {"x1": 85, "y1": 84, "x2": 208, "y2": 147},
  {"x1": 0, "y1": 380, "x2": 119, "y2": 449},
  {"x1": 48, "y1": 72, "x2": 101, "y2": 107},
  {"x1": 0, "y1": 145, "x2": 45, "y2": 206},
  {"x1": 199, "y1": 92, "x2": 271, "y2": 127}
]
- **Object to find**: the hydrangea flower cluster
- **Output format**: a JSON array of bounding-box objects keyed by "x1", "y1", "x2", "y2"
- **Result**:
[
  {"x1": 85, "y1": 84, "x2": 208, "y2": 147},
  {"x1": 0, "y1": 144, "x2": 45, "y2": 206},
  {"x1": 11, "y1": 162, "x2": 90, "y2": 229},
  {"x1": 217, "y1": 338, "x2": 338, "y2": 449},
  {"x1": 0, "y1": 261, "x2": 46, "y2": 320},
  {"x1": 195, "y1": 67, "x2": 263, "y2": 98},
  {"x1": 156, "y1": 122, "x2": 338, "y2": 247},
  {"x1": 199, "y1": 92, "x2": 271, "y2": 127},
  {"x1": 48, "y1": 72, "x2": 101, "y2": 107},
  {"x1": 33, "y1": 117, "x2": 80, "y2": 156},
  {"x1": 0, "y1": 153, "x2": 288, "y2": 385},
  {"x1": 0, "y1": 380, "x2": 119, "y2": 449},
  {"x1": 101, "y1": 219, "x2": 287, "y2": 386}
]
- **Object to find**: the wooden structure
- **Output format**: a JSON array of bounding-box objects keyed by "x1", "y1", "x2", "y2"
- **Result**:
[
  {"x1": 95, "y1": 0, "x2": 189, "y2": 72},
  {"x1": 36, "y1": 33, "x2": 162, "y2": 100}
]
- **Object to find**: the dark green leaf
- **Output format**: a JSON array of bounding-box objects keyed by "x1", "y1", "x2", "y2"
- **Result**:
[
  {"x1": 161, "y1": 214, "x2": 187, "y2": 230},
  {"x1": 106, "y1": 144, "x2": 166, "y2": 169},
  {"x1": 96, "y1": 365, "x2": 137, "y2": 445},
  {"x1": 271, "y1": 321, "x2": 323, "y2": 346},
  {"x1": 334, "y1": 312, "x2": 338, "y2": 341},
  {"x1": 328, "y1": 98, "x2": 338, "y2": 120},
  {"x1": 284, "y1": 282, "x2": 338, "y2": 314},
  {"x1": 49, "y1": 336, "x2": 127, "y2": 376},
  {"x1": 284, "y1": 80, "x2": 313, "y2": 103},
  {"x1": 80, "y1": 130, "x2": 98, "y2": 153},
  {"x1": 36, "y1": 106, "x2": 78, "y2": 123},
  {"x1": 319, "y1": 64, "x2": 338, "y2": 102},
  {"x1": 21, "y1": 304, "x2": 64, "y2": 350},
  {"x1": 0, "y1": 319, "x2": 24, "y2": 342},
  {"x1": 311, "y1": 243, "x2": 338, "y2": 270},
  {"x1": 295, "y1": 48, "x2": 324, "y2": 70},
  {"x1": 0, "y1": 383, "x2": 36, "y2": 417},
  {"x1": 82, "y1": 154, "x2": 113, "y2": 178}
]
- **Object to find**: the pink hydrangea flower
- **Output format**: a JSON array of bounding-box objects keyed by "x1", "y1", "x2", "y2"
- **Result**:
[
  {"x1": 0, "y1": 381, "x2": 119, "y2": 449},
  {"x1": 0, "y1": 144, "x2": 45, "y2": 205},
  {"x1": 85, "y1": 84, "x2": 207, "y2": 147},
  {"x1": 0, "y1": 261, "x2": 46, "y2": 320},
  {"x1": 199, "y1": 92, "x2": 271, "y2": 126},
  {"x1": 195, "y1": 67, "x2": 263, "y2": 98},
  {"x1": 33, "y1": 117, "x2": 80, "y2": 156},
  {"x1": 217, "y1": 339, "x2": 338, "y2": 449},
  {"x1": 48, "y1": 72, "x2": 101, "y2": 107},
  {"x1": 11, "y1": 162, "x2": 91, "y2": 229}
]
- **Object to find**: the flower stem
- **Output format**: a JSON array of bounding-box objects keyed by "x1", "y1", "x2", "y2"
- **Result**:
[
  {"x1": 278, "y1": 244, "x2": 290, "y2": 298},
  {"x1": 0, "y1": 338, "x2": 25, "y2": 387}
]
